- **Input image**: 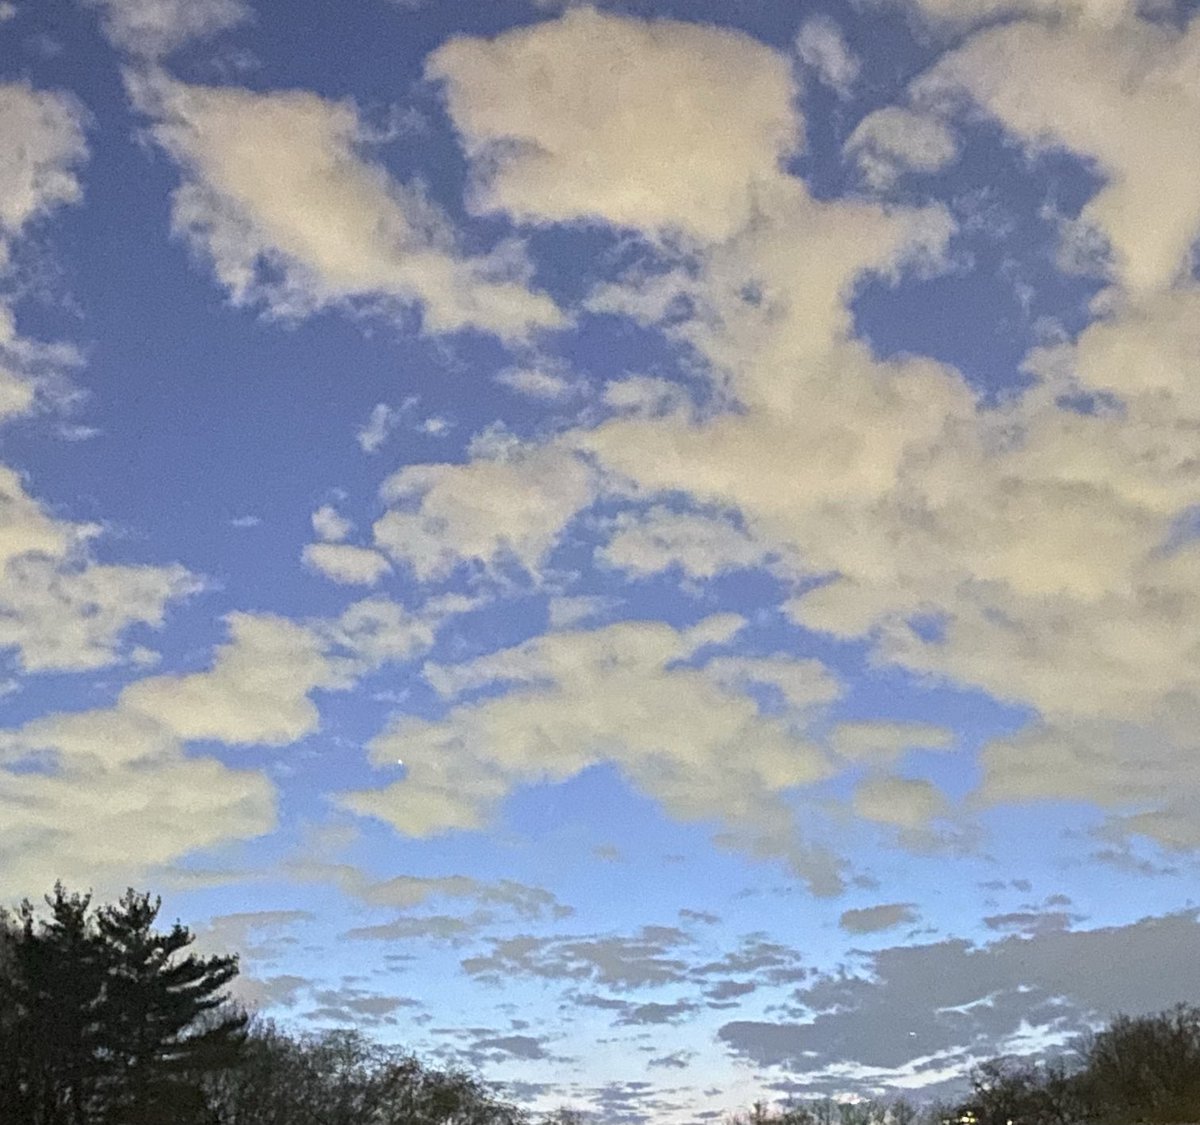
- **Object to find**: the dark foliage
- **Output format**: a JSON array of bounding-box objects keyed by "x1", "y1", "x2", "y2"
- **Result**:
[{"x1": 0, "y1": 884, "x2": 243, "y2": 1125}]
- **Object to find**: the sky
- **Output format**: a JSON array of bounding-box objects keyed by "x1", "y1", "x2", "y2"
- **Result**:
[{"x1": 2, "y1": 0, "x2": 1200, "y2": 1118}]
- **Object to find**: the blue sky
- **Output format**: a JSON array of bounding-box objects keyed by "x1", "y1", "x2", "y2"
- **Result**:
[{"x1": 3, "y1": 0, "x2": 1200, "y2": 1118}]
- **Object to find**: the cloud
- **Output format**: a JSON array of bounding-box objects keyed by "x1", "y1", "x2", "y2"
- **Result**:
[
  {"x1": 0, "y1": 705, "x2": 276, "y2": 897},
  {"x1": 357, "y1": 402, "x2": 404, "y2": 454},
  {"x1": 914, "y1": 13, "x2": 1200, "y2": 294},
  {"x1": 82, "y1": 0, "x2": 250, "y2": 58},
  {"x1": 831, "y1": 722, "x2": 955, "y2": 764},
  {"x1": 853, "y1": 776, "x2": 951, "y2": 831},
  {"x1": 311, "y1": 504, "x2": 352, "y2": 542},
  {"x1": 844, "y1": 107, "x2": 959, "y2": 191},
  {"x1": 718, "y1": 910, "x2": 1200, "y2": 1095},
  {"x1": 0, "y1": 465, "x2": 199, "y2": 672},
  {"x1": 289, "y1": 860, "x2": 573, "y2": 922},
  {"x1": 131, "y1": 73, "x2": 563, "y2": 341},
  {"x1": 427, "y1": 8, "x2": 801, "y2": 241},
  {"x1": 0, "y1": 82, "x2": 87, "y2": 259},
  {"x1": 121, "y1": 612, "x2": 345, "y2": 745},
  {"x1": 839, "y1": 903, "x2": 921, "y2": 934},
  {"x1": 0, "y1": 82, "x2": 89, "y2": 418},
  {"x1": 340, "y1": 616, "x2": 845, "y2": 893},
  {"x1": 598, "y1": 507, "x2": 778, "y2": 581},
  {"x1": 495, "y1": 364, "x2": 579, "y2": 401},
  {"x1": 461, "y1": 925, "x2": 696, "y2": 992},
  {"x1": 908, "y1": 0, "x2": 1140, "y2": 30},
  {"x1": 794, "y1": 16, "x2": 861, "y2": 99},
  {"x1": 372, "y1": 440, "x2": 594, "y2": 582},
  {"x1": 302, "y1": 542, "x2": 392, "y2": 586},
  {"x1": 0, "y1": 595, "x2": 440, "y2": 899}
]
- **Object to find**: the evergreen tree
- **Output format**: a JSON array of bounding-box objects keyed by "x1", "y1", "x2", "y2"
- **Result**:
[
  {"x1": 93, "y1": 888, "x2": 245, "y2": 1125},
  {"x1": 0, "y1": 884, "x2": 245, "y2": 1125}
]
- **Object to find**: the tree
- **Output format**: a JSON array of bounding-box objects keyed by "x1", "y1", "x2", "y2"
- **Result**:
[
  {"x1": 1074, "y1": 1004, "x2": 1200, "y2": 1124},
  {"x1": 0, "y1": 884, "x2": 245, "y2": 1125},
  {"x1": 198, "y1": 1017, "x2": 531, "y2": 1125},
  {"x1": 92, "y1": 888, "x2": 246, "y2": 1125},
  {"x1": 0, "y1": 885, "x2": 110, "y2": 1125}
]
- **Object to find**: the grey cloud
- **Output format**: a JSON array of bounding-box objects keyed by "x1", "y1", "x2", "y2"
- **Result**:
[
  {"x1": 647, "y1": 1049, "x2": 695, "y2": 1070},
  {"x1": 982, "y1": 910, "x2": 1077, "y2": 934},
  {"x1": 294, "y1": 861, "x2": 573, "y2": 921},
  {"x1": 839, "y1": 903, "x2": 920, "y2": 934},
  {"x1": 343, "y1": 911, "x2": 493, "y2": 945},
  {"x1": 704, "y1": 979, "x2": 758, "y2": 1002},
  {"x1": 679, "y1": 908, "x2": 721, "y2": 925},
  {"x1": 471, "y1": 1034, "x2": 553, "y2": 1061},
  {"x1": 614, "y1": 999, "x2": 697, "y2": 1026},
  {"x1": 460, "y1": 925, "x2": 695, "y2": 991},
  {"x1": 719, "y1": 910, "x2": 1200, "y2": 1097}
]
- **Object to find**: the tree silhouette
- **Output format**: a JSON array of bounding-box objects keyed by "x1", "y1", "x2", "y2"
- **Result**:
[{"x1": 0, "y1": 884, "x2": 244, "y2": 1125}]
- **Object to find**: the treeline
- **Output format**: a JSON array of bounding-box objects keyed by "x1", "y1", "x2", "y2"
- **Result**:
[
  {"x1": 4, "y1": 885, "x2": 1200, "y2": 1125},
  {"x1": 0, "y1": 884, "x2": 534, "y2": 1125},
  {"x1": 725, "y1": 1005, "x2": 1200, "y2": 1125}
]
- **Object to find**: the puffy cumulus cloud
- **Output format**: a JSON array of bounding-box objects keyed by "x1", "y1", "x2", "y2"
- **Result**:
[
  {"x1": 567, "y1": 54, "x2": 1200, "y2": 848},
  {"x1": 831, "y1": 722, "x2": 955, "y2": 764},
  {"x1": 0, "y1": 707, "x2": 275, "y2": 898},
  {"x1": 427, "y1": 8, "x2": 800, "y2": 242},
  {"x1": 494, "y1": 363, "x2": 580, "y2": 402},
  {"x1": 0, "y1": 83, "x2": 89, "y2": 417},
  {"x1": 718, "y1": 911, "x2": 1200, "y2": 1095},
  {"x1": 340, "y1": 616, "x2": 846, "y2": 893},
  {"x1": 289, "y1": 861, "x2": 573, "y2": 921},
  {"x1": 121, "y1": 612, "x2": 346, "y2": 745},
  {"x1": 853, "y1": 776, "x2": 951, "y2": 831},
  {"x1": 302, "y1": 542, "x2": 392, "y2": 586},
  {"x1": 0, "y1": 83, "x2": 87, "y2": 259},
  {"x1": 909, "y1": 0, "x2": 1141, "y2": 29},
  {"x1": 82, "y1": 0, "x2": 249, "y2": 58},
  {"x1": 0, "y1": 465, "x2": 199, "y2": 672},
  {"x1": 131, "y1": 73, "x2": 562, "y2": 341},
  {"x1": 597, "y1": 506, "x2": 779, "y2": 581},
  {"x1": 794, "y1": 16, "x2": 861, "y2": 99},
  {"x1": 372, "y1": 441, "x2": 594, "y2": 583},
  {"x1": 844, "y1": 107, "x2": 959, "y2": 191},
  {"x1": 0, "y1": 595, "x2": 440, "y2": 898},
  {"x1": 914, "y1": 13, "x2": 1200, "y2": 294},
  {"x1": 839, "y1": 903, "x2": 920, "y2": 934},
  {"x1": 311, "y1": 504, "x2": 352, "y2": 543}
]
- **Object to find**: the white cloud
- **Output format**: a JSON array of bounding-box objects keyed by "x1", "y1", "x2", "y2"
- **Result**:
[
  {"x1": 0, "y1": 727, "x2": 275, "y2": 898},
  {"x1": 340, "y1": 617, "x2": 845, "y2": 893},
  {"x1": 795, "y1": 16, "x2": 861, "y2": 99},
  {"x1": 854, "y1": 775, "x2": 950, "y2": 830},
  {"x1": 357, "y1": 402, "x2": 403, "y2": 454},
  {"x1": 82, "y1": 0, "x2": 249, "y2": 58},
  {"x1": 914, "y1": 14, "x2": 1200, "y2": 294},
  {"x1": 909, "y1": 0, "x2": 1140, "y2": 29},
  {"x1": 0, "y1": 83, "x2": 87, "y2": 250},
  {"x1": 844, "y1": 107, "x2": 959, "y2": 190},
  {"x1": 598, "y1": 506, "x2": 777, "y2": 580},
  {"x1": 0, "y1": 83, "x2": 89, "y2": 418},
  {"x1": 831, "y1": 721, "x2": 955, "y2": 764},
  {"x1": 121, "y1": 612, "x2": 346, "y2": 746},
  {"x1": 132, "y1": 73, "x2": 563, "y2": 341},
  {"x1": 0, "y1": 465, "x2": 199, "y2": 672},
  {"x1": 495, "y1": 364, "x2": 578, "y2": 401},
  {"x1": 302, "y1": 542, "x2": 392, "y2": 586},
  {"x1": 0, "y1": 4, "x2": 16, "y2": 22},
  {"x1": 373, "y1": 441, "x2": 594, "y2": 582},
  {"x1": 427, "y1": 8, "x2": 801, "y2": 242},
  {"x1": 311, "y1": 504, "x2": 352, "y2": 542}
]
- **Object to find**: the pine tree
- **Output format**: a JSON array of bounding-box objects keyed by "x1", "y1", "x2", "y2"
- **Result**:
[{"x1": 93, "y1": 888, "x2": 246, "y2": 1125}]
